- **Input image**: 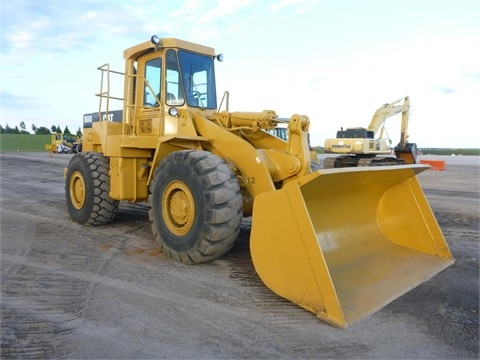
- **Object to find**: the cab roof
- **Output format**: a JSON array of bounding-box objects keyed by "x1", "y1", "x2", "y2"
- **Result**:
[{"x1": 123, "y1": 38, "x2": 216, "y2": 60}]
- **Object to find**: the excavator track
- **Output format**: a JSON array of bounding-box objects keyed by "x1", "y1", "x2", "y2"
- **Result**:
[
  {"x1": 357, "y1": 157, "x2": 406, "y2": 167},
  {"x1": 323, "y1": 155, "x2": 405, "y2": 168}
]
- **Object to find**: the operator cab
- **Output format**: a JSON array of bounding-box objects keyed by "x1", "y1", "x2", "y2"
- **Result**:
[
  {"x1": 141, "y1": 37, "x2": 220, "y2": 111},
  {"x1": 336, "y1": 127, "x2": 374, "y2": 139}
]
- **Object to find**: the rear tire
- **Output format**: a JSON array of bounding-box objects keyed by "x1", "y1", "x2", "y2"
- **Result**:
[
  {"x1": 72, "y1": 143, "x2": 80, "y2": 153},
  {"x1": 149, "y1": 150, "x2": 243, "y2": 264},
  {"x1": 65, "y1": 152, "x2": 119, "y2": 225}
]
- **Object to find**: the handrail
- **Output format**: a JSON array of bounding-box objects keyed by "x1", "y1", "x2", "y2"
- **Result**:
[
  {"x1": 217, "y1": 90, "x2": 229, "y2": 112},
  {"x1": 95, "y1": 63, "x2": 125, "y2": 123},
  {"x1": 95, "y1": 64, "x2": 159, "y2": 136}
]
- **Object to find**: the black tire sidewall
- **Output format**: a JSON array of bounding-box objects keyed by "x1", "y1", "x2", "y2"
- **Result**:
[
  {"x1": 65, "y1": 154, "x2": 95, "y2": 225},
  {"x1": 151, "y1": 155, "x2": 207, "y2": 253}
]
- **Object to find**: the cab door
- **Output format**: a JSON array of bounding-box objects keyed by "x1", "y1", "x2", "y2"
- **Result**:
[{"x1": 135, "y1": 52, "x2": 163, "y2": 136}]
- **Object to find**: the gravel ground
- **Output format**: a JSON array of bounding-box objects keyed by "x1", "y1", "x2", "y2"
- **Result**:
[{"x1": 1, "y1": 152, "x2": 478, "y2": 359}]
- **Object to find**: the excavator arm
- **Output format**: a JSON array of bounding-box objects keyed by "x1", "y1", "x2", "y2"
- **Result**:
[
  {"x1": 368, "y1": 96, "x2": 417, "y2": 164},
  {"x1": 397, "y1": 96, "x2": 410, "y2": 149},
  {"x1": 367, "y1": 96, "x2": 410, "y2": 141}
]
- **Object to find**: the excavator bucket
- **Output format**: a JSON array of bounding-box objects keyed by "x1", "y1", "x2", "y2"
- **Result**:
[
  {"x1": 394, "y1": 142, "x2": 418, "y2": 164},
  {"x1": 250, "y1": 164, "x2": 453, "y2": 328}
]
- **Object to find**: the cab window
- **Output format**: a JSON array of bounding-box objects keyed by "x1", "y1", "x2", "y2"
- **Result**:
[
  {"x1": 178, "y1": 50, "x2": 217, "y2": 109},
  {"x1": 144, "y1": 57, "x2": 161, "y2": 106},
  {"x1": 166, "y1": 49, "x2": 185, "y2": 106}
]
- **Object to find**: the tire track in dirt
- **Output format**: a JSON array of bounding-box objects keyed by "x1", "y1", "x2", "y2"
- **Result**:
[
  {"x1": 1, "y1": 224, "x2": 143, "y2": 359},
  {"x1": 0, "y1": 156, "x2": 157, "y2": 359},
  {"x1": 218, "y1": 218, "x2": 318, "y2": 325}
]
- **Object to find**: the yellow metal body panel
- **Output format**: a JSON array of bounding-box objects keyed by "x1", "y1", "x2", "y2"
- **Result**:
[
  {"x1": 250, "y1": 164, "x2": 453, "y2": 328},
  {"x1": 324, "y1": 137, "x2": 391, "y2": 155},
  {"x1": 109, "y1": 157, "x2": 148, "y2": 201},
  {"x1": 82, "y1": 128, "x2": 100, "y2": 152}
]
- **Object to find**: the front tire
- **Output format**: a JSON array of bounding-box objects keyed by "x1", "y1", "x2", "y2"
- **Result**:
[
  {"x1": 65, "y1": 152, "x2": 119, "y2": 225},
  {"x1": 149, "y1": 150, "x2": 243, "y2": 264}
]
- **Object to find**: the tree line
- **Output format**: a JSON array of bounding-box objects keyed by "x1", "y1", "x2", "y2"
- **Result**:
[{"x1": 0, "y1": 121, "x2": 82, "y2": 137}]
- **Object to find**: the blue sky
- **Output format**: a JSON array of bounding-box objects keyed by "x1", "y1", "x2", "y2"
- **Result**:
[{"x1": 1, "y1": 0, "x2": 479, "y2": 148}]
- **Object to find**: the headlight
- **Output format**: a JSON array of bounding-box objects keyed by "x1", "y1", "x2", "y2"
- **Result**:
[{"x1": 168, "y1": 107, "x2": 179, "y2": 117}]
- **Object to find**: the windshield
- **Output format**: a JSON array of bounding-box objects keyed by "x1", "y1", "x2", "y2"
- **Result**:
[{"x1": 178, "y1": 50, "x2": 217, "y2": 109}]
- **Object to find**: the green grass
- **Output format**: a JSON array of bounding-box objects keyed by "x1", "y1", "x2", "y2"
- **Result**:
[
  {"x1": 0, "y1": 134, "x2": 51, "y2": 152},
  {"x1": 420, "y1": 148, "x2": 480, "y2": 156},
  {"x1": 1, "y1": 134, "x2": 479, "y2": 155}
]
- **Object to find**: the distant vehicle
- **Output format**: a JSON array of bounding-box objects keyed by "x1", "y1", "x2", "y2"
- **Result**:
[
  {"x1": 323, "y1": 96, "x2": 417, "y2": 167},
  {"x1": 45, "y1": 133, "x2": 82, "y2": 154}
]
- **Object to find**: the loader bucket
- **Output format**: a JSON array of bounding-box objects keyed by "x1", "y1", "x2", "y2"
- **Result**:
[{"x1": 250, "y1": 164, "x2": 453, "y2": 328}]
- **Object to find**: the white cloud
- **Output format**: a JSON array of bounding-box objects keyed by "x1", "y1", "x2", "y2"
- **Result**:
[
  {"x1": 270, "y1": 0, "x2": 320, "y2": 13},
  {"x1": 6, "y1": 31, "x2": 32, "y2": 48},
  {"x1": 199, "y1": 0, "x2": 253, "y2": 23}
]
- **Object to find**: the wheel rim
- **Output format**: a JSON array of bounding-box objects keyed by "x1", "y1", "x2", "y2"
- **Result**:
[
  {"x1": 162, "y1": 180, "x2": 195, "y2": 236},
  {"x1": 70, "y1": 170, "x2": 86, "y2": 210}
]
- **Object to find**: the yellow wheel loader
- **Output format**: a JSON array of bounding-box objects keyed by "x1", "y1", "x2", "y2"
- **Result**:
[
  {"x1": 45, "y1": 133, "x2": 82, "y2": 153},
  {"x1": 323, "y1": 96, "x2": 418, "y2": 168},
  {"x1": 65, "y1": 36, "x2": 453, "y2": 328}
]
